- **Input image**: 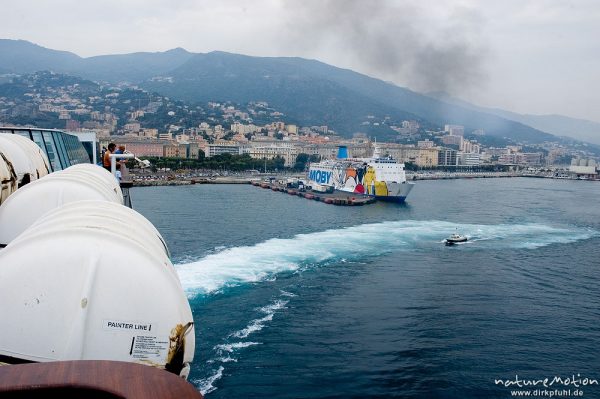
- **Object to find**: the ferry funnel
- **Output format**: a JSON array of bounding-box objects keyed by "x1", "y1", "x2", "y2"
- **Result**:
[{"x1": 337, "y1": 146, "x2": 348, "y2": 159}]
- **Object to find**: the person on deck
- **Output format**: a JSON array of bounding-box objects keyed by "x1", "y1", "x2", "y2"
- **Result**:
[
  {"x1": 115, "y1": 163, "x2": 122, "y2": 182},
  {"x1": 103, "y1": 143, "x2": 116, "y2": 171}
]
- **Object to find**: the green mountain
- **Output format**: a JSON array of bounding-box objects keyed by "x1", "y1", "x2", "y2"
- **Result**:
[
  {"x1": 0, "y1": 39, "x2": 561, "y2": 143},
  {"x1": 143, "y1": 51, "x2": 555, "y2": 142},
  {"x1": 0, "y1": 39, "x2": 194, "y2": 82},
  {"x1": 0, "y1": 71, "x2": 250, "y2": 132},
  {"x1": 81, "y1": 48, "x2": 194, "y2": 82},
  {"x1": 0, "y1": 39, "x2": 81, "y2": 74},
  {"x1": 142, "y1": 52, "x2": 424, "y2": 136}
]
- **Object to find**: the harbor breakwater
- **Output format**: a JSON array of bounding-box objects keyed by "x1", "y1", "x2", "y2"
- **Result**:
[{"x1": 128, "y1": 171, "x2": 594, "y2": 187}]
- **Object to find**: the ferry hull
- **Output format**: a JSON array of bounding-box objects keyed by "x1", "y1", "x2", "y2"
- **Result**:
[
  {"x1": 380, "y1": 181, "x2": 414, "y2": 199},
  {"x1": 308, "y1": 156, "x2": 414, "y2": 202},
  {"x1": 372, "y1": 181, "x2": 414, "y2": 202},
  {"x1": 339, "y1": 179, "x2": 414, "y2": 202},
  {"x1": 375, "y1": 195, "x2": 407, "y2": 203}
]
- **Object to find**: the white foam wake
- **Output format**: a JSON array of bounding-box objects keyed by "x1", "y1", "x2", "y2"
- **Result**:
[
  {"x1": 196, "y1": 296, "x2": 290, "y2": 394},
  {"x1": 214, "y1": 341, "x2": 262, "y2": 352},
  {"x1": 194, "y1": 365, "x2": 223, "y2": 395},
  {"x1": 231, "y1": 299, "x2": 289, "y2": 339},
  {"x1": 176, "y1": 220, "x2": 596, "y2": 296}
]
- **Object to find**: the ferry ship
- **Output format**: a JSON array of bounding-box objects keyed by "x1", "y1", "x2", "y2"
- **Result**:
[{"x1": 308, "y1": 145, "x2": 414, "y2": 202}]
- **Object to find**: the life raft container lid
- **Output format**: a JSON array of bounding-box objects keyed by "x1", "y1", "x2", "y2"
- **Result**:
[
  {"x1": 63, "y1": 163, "x2": 122, "y2": 196},
  {"x1": 17, "y1": 200, "x2": 172, "y2": 266},
  {"x1": 0, "y1": 206, "x2": 194, "y2": 370},
  {"x1": 0, "y1": 175, "x2": 123, "y2": 245},
  {"x1": 0, "y1": 150, "x2": 17, "y2": 205},
  {"x1": 0, "y1": 133, "x2": 50, "y2": 184},
  {"x1": 46, "y1": 167, "x2": 123, "y2": 203}
]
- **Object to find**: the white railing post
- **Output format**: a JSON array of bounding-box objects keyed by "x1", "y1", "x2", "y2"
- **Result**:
[{"x1": 108, "y1": 153, "x2": 135, "y2": 177}]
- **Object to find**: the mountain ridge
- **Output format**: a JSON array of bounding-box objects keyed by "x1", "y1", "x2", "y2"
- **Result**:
[
  {"x1": 143, "y1": 50, "x2": 555, "y2": 142},
  {"x1": 427, "y1": 91, "x2": 600, "y2": 145},
  {"x1": 0, "y1": 39, "x2": 577, "y2": 144}
]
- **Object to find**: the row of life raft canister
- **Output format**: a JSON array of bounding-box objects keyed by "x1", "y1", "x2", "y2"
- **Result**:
[{"x1": 0, "y1": 133, "x2": 195, "y2": 379}]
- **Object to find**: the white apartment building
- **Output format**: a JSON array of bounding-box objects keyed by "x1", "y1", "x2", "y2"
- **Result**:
[
  {"x1": 498, "y1": 152, "x2": 542, "y2": 165},
  {"x1": 441, "y1": 135, "x2": 463, "y2": 147},
  {"x1": 460, "y1": 139, "x2": 481, "y2": 154},
  {"x1": 231, "y1": 122, "x2": 260, "y2": 135},
  {"x1": 205, "y1": 143, "x2": 241, "y2": 157},
  {"x1": 249, "y1": 143, "x2": 298, "y2": 167},
  {"x1": 286, "y1": 124, "x2": 298, "y2": 135},
  {"x1": 444, "y1": 124, "x2": 465, "y2": 136},
  {"x1": 124, "y1": 122, "x2": 141, "y2": 133},
  {"x1": 298, "y1": 144, "x2": 338, "y2": 160},
  {"x1": 458, "y1": 152, "x2": 482, "y2": 166},
  {"x1": 176, "y1": 134, "x2": 190, "y2": 143},
  {"x1": 141, "y1": 128, "x2": 158, "y2": 138},
  {"x1": 418, "y1": 139, "x2": 434, "y2": 148}
]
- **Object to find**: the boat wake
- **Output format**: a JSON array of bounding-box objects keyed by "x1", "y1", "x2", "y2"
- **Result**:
[
  {"x1": 193, "y1": 296, "x2": 289, "y2": 395},
  {"x1": 176, "y1": 220, "x2": 597, "y2": 297},
  {"x1": 230, "y1": 300, "x2": 288, "y2": 339},
  {"x1": 194, "y1": 365, "x2": 223, "y2": 396}
]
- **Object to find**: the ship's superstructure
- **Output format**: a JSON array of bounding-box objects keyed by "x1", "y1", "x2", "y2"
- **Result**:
[{"x1": 308, "y1": 145, "x2": 414, "y2": 202}]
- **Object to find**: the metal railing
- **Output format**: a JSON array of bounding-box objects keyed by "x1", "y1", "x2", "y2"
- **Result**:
[{"x1": 109, "y1": 153, "x2": 135, "y2": 209}]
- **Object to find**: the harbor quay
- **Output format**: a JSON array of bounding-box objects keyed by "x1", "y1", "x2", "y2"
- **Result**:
[
  {"x1": 250, "y1": 180, "x2": 376, "y2": 206},
  {"x1": 127, "y1": 170, "x2": 597, "y2": 187}
]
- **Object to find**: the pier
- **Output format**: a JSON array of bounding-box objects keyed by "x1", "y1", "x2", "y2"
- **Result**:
[{"x1": 251, "y1": 181, "x2": 376, "y2": 206}]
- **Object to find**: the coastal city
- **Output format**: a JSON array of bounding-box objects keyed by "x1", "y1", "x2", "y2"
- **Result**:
[{"x1": 1, "y1": 71, "x2": 598, "y2": 182}]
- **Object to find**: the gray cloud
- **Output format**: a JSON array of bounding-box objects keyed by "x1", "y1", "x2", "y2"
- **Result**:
[
  {"x1": 2, "y1": 0, "x2": 599, "y2": 122},
  {"x1": 281, "y1": 0, "x2": 488, "y2": 95}
]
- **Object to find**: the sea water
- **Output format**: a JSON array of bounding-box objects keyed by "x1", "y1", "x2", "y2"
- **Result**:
[{"x1": 132, "y1": 178, "x2": 600, "y2": 398}]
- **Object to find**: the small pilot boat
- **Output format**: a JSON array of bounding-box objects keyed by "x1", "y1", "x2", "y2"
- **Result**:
[{"x1": 445, "y1": 233, "x2": 468, "y2": 246}]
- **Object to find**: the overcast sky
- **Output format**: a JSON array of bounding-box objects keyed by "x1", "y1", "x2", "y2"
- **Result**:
[{"x1": 2, "y1": 0, "x2": 599, "y2": 122}]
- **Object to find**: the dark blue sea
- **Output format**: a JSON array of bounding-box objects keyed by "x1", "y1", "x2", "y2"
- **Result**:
[{"x1": 131, "y1": 178, "x2": 600, "y2": 399}]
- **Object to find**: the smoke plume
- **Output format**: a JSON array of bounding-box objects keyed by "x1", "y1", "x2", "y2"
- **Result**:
[{"x1": 281, "y1": 0, "x2": 488, "y2": 95}]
